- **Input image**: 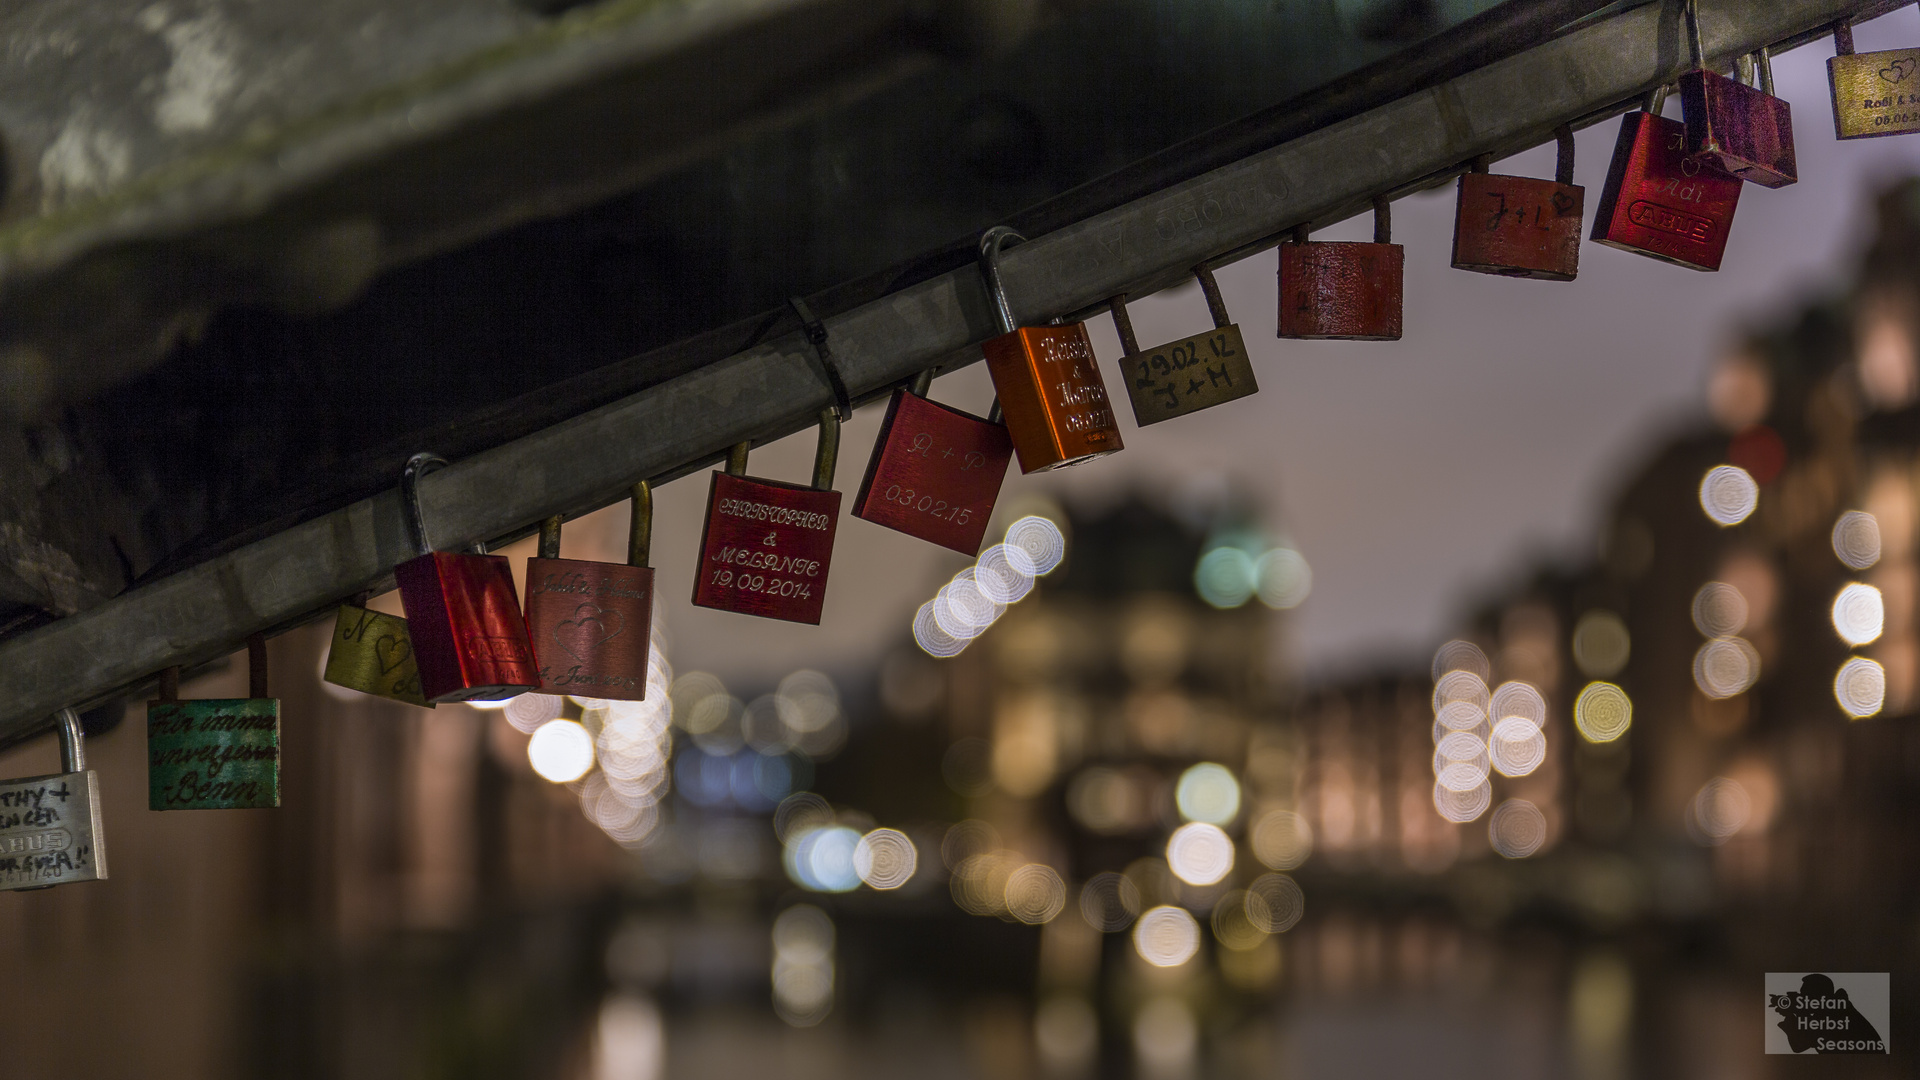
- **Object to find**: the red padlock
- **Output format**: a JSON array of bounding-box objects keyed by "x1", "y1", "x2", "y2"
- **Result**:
[
  {"x1": 1278, "y1": 197, "x2": 1404, "y2": 340},
  {"x1": 1451, "y1": 126, "x2": 1584, "y2": 281},
  {"x1": 977, "y1": 226, "x2": 1125, "y2": 474},
  {"x1": 1591, "y1": 86, "x2": 1743, "y2": 272},
  {"x1": 692, "y1": 413, "x2": 842, "y2": 624},
  {"x1": 522, "y1": 483, "x2": 656, "y2": 700},
  {"x1": 393, "y1": 453, "x2": 541, "y2": 702},
  {"x1": 1680, "y1": 2, "x2": 1795, "y2": 188},
  {"x1": 852, "y1": 368, "x2": 1013, "y2": 555}
]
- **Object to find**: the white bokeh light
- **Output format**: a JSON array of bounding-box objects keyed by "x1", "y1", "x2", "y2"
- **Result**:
[
  {"x1": 528, "y1": 719, "x2": 595, "y2": 783},
  {"x1": 1831, "y1": 583, "x2": 1885, "y2": 647},
  {"x1": 1699, "y1": 465, "x2": 1759, "y2": 526},
  {"x1": 1166, "y1": 822, "x2": 1235, "y2": 885}
]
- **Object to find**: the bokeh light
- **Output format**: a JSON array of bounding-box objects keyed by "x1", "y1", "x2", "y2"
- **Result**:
[
  {"x1": 785, "y1": 825, "x2": 863, "y2": 892},
  {"x1": 1244, "y1": 873, "x2": 1305, "y2": 933},
  {"x1": 1490, "y1": 717, "x2": 1547, "y2": 776},
  {"x1": 1571, "y1": 611, "x2": 1631, "y2": 678},
  {"x1": 1005, "y1": 515, "x2": 1066, "y2": 575},
  {"x1": 1834, "y1": 657, "x2": 1887, "y2": 719},
  {"x1": 1432, "y1": 778, "x2": 1492, "y2": 823},
  {"x1": 1255, "y1": 547, "x2": 1313, "y2": 609},
  {"x1": 1490, "y1": 680, "x2": 1546, "y2": 726},
  {"x1": 1699, "y1": 464, "x2": 1759, "y2": 526},
  {"x1": 1687, "y1": 777, "x2": 1752, "y2": 845},
  {"x1": 1432, "y1": 732, "x2": 1489, "y2": 791},
  {"x1": 1432, "y1": 669, "x2": 1491, "y2": 715},
  {"x1": 1693, "y1": 637, "x2": 1761, "y2": 699},
  {"x1": 914, "y1": 601, "x2": 968, "y2": 658},
  {"x1": 1194, "y1": 546, "x2": 1257, "y2": 609},
  {"x1": 1832, "y1": 510, "x2": 1882, "y2": 570},
  {"x1": 852, "y1": 828, "x2": 918, "y2": 890},
  {"x1": 1488, "y1": 798, "x2": 1547, "y2": 858},
  {"x1": 974, "y1": 544, "x2": 1036, "y2": 604},
  {"x1": 1691, "y1": 581, "x2": 1749, "y2": 638},
  {"x1": 1431, "y1": 639, "x2": 1491, "y2": 681},
  {"x1": 1079, "y1": 871, "x2": 1143, "y2": 932},
  {"x1": 1003, "y1": 863, "x2": 1068, "y2": 924},
  {"x1": 505, "y1": 692, "x2": 564, "y2": 733},
  {"x1": 1434, "y1": 700, "x2": 1486, "y2": 733},
  {"x1": 1573, "y1": 681, "x2": 1632, "y2": 743},
  {"x1": 1165, "y1": 822, "x2": 1234, "y2": 885},
  {"x1": 1250, "y1": 809, "x2": 1313, "y2": 870},
  {"x1": 1210, "y1": 889, "x2": 1267, "y2": 950},
  {"x1": 1174, "y1": 762, "x2": 1241, "y2": 825},
  {"x1": 1131, "y1": 905, "x2": 1200, "y2": 967},
  {"x1": 1831, "y1": 583, "x2": 1885, "y2": 646},
  {"x1": 771, "y1": 905, "x2": 834, "y2": 1027},
  {"x1": 528, "y1": 719, "x2": 595, "y2": 782}
]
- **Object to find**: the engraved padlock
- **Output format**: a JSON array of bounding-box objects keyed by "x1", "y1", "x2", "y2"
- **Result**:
[
  {"x1": 0, "y1": 708, "x2": 107, "y2": 892},
  {"x1": 1829, "y1": 6, "x2": 1920, "y2": 140},
  {"x1": 147, "y1": 637, "x2": 280, "y2": 811},
  {"x1": 1591, "y1": 85, "x2": 1743, "y2": 272},
  {"x1": 1679, "y1": 2, "x2": 1795, "y2": 189},
  {"x1": 852, "y1": 367, "x2": 1014, "y2": 555},
  {"x1": 523, "y1": 483, "x2": 657, "y2": 699},
  {"x1": 977, "y1": 226, "x2": 1125, "y2": 473},
  {"x1": 693, "y1": 413, "x2": 842, "y2": 624},
  {"x1": 1451, "y1": 126, "x2": 1584, "y2": 281},
  {"x1": 393, "y1": 452, "x2": 541, "y2": 702},
  {"x1": 323, "y1": 592, "x2": 431, "y2": 707},
  {"x1": 1112, "y1": 265, "x2": 1259, "y2": 426},
  {"x1": 1277, "y1": 197, "x2": 1404, "y2": 340}
]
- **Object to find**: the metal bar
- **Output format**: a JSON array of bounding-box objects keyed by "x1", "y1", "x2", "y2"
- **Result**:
[{"x1": 0, "y1": 0, "x2": 1889, "y2": 745}]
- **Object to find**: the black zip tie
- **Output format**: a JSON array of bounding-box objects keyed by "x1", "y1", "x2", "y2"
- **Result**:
[{"x1": 789, "y1": 296, "x2": 853, "y2": 422}]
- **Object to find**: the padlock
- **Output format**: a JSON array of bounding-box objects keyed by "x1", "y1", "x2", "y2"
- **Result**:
[
  {"x1": 522, "y1": 483, "x2": 657, "y2": 699},
  {"x1": 393, "y1": 452, "x2": 541, "y2": 702},
  {"x1": 1277, "y1": 197, "x2": 1404, "y2": 340},
  {"x1": 323, "y1": 592, "x2": 431, "y2": 707},
  {"x1": 147, "y1": 636, "x2": 280, "y2": 810},
  {"x1": 693, "y1": 412, "x2": 843, "y2": 624},
  {"x1": 1591, "y1": 85, "x2": 1743, "y2": 272},
  {"x1": 1451, "y1": 126, "x2": 1584, "y2": 281},
  {"x1": 1828, "y1": 8, "x2": 1920, "y2": 140},
  {"x1": 1679, "y1": 0, "x2": 1795, "y2": 189},
  {"x1": 1112, "y1": 265, "x2": 1260, "y2": 426},
  {"x1": 977, "y1": 226, "x2": 1125, "y2": 473},
  {"x1": 0, "y1": 708, "x2": 107, "y2": 892},
  {"x1": 852, "y1": 368, "x2": 1014, "y2": 555}
]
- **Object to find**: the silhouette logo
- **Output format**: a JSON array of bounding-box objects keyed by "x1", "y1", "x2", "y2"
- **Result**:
[{"x1": 1765, "y1": 973, "x2": 1889, "y2": 1054}]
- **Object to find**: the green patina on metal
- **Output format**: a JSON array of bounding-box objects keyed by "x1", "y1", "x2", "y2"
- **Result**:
[{"x1": 147, "y1": 698, "x2": 282, "y2": 811}]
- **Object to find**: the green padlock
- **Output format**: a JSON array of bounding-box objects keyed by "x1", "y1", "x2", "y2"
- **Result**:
[
  {"x1": 323, "y1": 592, "x2": 431, "y2": 707},
  {"x1": 147, "y1": 634, "x2": 281, "y2": 811}
]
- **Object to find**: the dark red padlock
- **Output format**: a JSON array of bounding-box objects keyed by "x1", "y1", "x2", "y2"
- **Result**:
[
  {"x1": 1679, "y1": 2, "x2": 1795, "y2": 188},
  {"x1": 1591, "y1": 88, "x2": 1743, "y2": 272},
  {"x1": 692, "y1": 413, "x2": 842, "y2": 624},
  {"x1": 522, "y1": 482, "x2": 656, "y2": 700},
  {"x1": 393, "y1": 453, "x2": 541, "y2": 702},
  {"x1": 1451, "y1": 125, "x2": 1584, "y2": 281},
  {"x1": 1278, "y1": 197, "x2": 1403, "y2": 340},
  {"x1": 853, "y1": 369, "x2": 1013, "y2": 555},
  {"x1": 977, "y1": 226, "x2": 1125, "y2": 474}
]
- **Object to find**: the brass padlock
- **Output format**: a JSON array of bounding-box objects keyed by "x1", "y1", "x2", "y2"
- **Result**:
[
  {"x1": 977, "y1": 226, "x2": 1125, "y2": 473},
  {"x1": 523, "y1": 484, "x2": 657, "y2": 700},
  {"x1": 1679, "y1": 2, "x2": 1795, "y2": 191},
  {"x1": 1277, "y1": 198, "x2": 1404, "y2": 340},
  {"x1": 147, "y1": 637, "x2": 281, "y2": 811},
  {"x1": 323, "y1": 593, "x2": 431, "y2": 707},
  {"x1": 394, "y1": 453, "x2": 541, "y2": 702},
  {"x1": 1111, "y1": 265, "x2": 1259, "y2": 426},
  {"x1": 0, "y1": 708, "x2": 107, "y2": 892},
  {"x1": 1451, "y1": 126, "x2": 1584, "y2": 281},
  {"x1": 692, "y1": 414, "x2": 843, "y2": 624},
  {"x1": 1829, "y1": 8, "x2": 1920, "y2": 140}
]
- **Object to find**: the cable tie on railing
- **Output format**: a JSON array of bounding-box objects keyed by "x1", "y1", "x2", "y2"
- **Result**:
[{"x1": 789, "y1": 296, "x2": 853, "y2": 422}]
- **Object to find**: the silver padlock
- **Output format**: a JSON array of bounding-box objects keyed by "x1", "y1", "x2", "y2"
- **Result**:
[{"x1": 0, "y1": 708, "x2": 108, "y2": 891}]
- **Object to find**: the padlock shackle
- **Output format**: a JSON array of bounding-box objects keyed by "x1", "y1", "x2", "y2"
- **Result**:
[
  {"x1": 539, "y1": 515, "x2": 563, "y2": 560},
  {"x1": 401, "y1": 452, "x2": 450, "y2": 558},
  {"x1": 812, "y1": 407, "x2": 840, "y2": 492},
  {"x1": 629, "y1": 481, "x2": 652, "y2": 568},
  {"x1": 1752, "y1": 47, "x2": 1774, "y2": 97},
  {"x1": 1834, "y1": 18, "x2": 1855, "y2": 57},
  {"x1": 1554, "y1": 124, "x2": 1576, "y2": 187},
  {"x1": 248, "y1": 632, "x2": 269, "y2": 700},
  {"x1": 1643, "y1": 82, "x2": 1670, "y2": 116},
  {"x1": 1107, "y1": 294, "x2": 1139, "y2": 355},
  {"x1": 1685, "y1": 0, "x2": 1704, "y2": 72},
  {"x1": 1372, "y1": 196, "x2": 1392, "y2": 244},
  {"x1": 56, "y1": 707, "x2": 84, "y2": 773},
  {"x1": 978, "y1": 226, "x2": 1027, "y2": 336},
  {"x1": 1195, "y1": 266, "x2": 1232, "y2": 329},
  {"x1": 727, "y1": 441, "x2": 750, "y2": 476},
  {"x1": 159, "y1": 665, "x2": 180, "y2": 702},
  {"x1": 909, "y1": 368, "x2": 934, "y2": 398}
]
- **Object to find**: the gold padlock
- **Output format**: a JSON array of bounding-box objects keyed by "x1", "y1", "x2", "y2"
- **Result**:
[
  {"x1": 322, "y1": 591, "x2": 432, "y2": 707},
  {"x1": 1828, "y1": 9, "x2": 1920, "y2": 140}
]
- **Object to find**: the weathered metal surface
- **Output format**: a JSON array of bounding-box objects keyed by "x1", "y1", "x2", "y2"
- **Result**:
[
  {"x1": 0, "y1": 710, "x2": 105, "y2": 891},
  {"x1": 322, "y1": 604, "x2": 432, "y2": 707},
  {"x1": 1829, "y1": 44, "x2": 1920, "y2": 137},
  {"x1": 523, "y1": 556, "x2": 656, "y2": 700},
  {"x1": 1114, "y1": 268, "x2": 1259, "y2": 426},
  {"x1": 0, "y1": 0, "x2": 1898, "y2": 746},
  {"x1": 1591, "y1": 109, "x2": 1743, "y2": 271},
  {"x1": 1277, "y1": 239, "x2": 1404, "y2": 341},
  {"x1": 1682, "y1": 68, "x2": 1799, "y2": 187},
  {"x1": 1451, "y1": 172, "x2": 1584, "y2": 280},
  {"x1": 146, "y1": 697, "x2": 280, "y2": 811},
  {"x1": 692, "y1": 472, "x2": 840, "y2": 624},
  {"x1": 852, "y1": 390, "x2": 1013, "y2": 555}
]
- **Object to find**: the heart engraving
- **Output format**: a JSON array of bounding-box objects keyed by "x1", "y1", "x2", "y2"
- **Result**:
[
  {"x1": 375, "y1": 634, "x2": 412, "y2": 675},
  {"x1": 1551, "y1": 191, "x2": 1579, "y2": 217},
  {"x1": 1880, "y1": 57, "x2": 1917, "y2": 84},
  {"x1": 553, "y1": 603, "x2": 624, "y2": 662}
]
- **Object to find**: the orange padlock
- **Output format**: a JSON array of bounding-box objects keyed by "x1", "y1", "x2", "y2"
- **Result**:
[
  {"x1": 977, "y1": 227, "x2": 1124, "y2": 473},
  {"x1": 1278, "y1": 197, "x2": 1404, "y2": 341}
]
